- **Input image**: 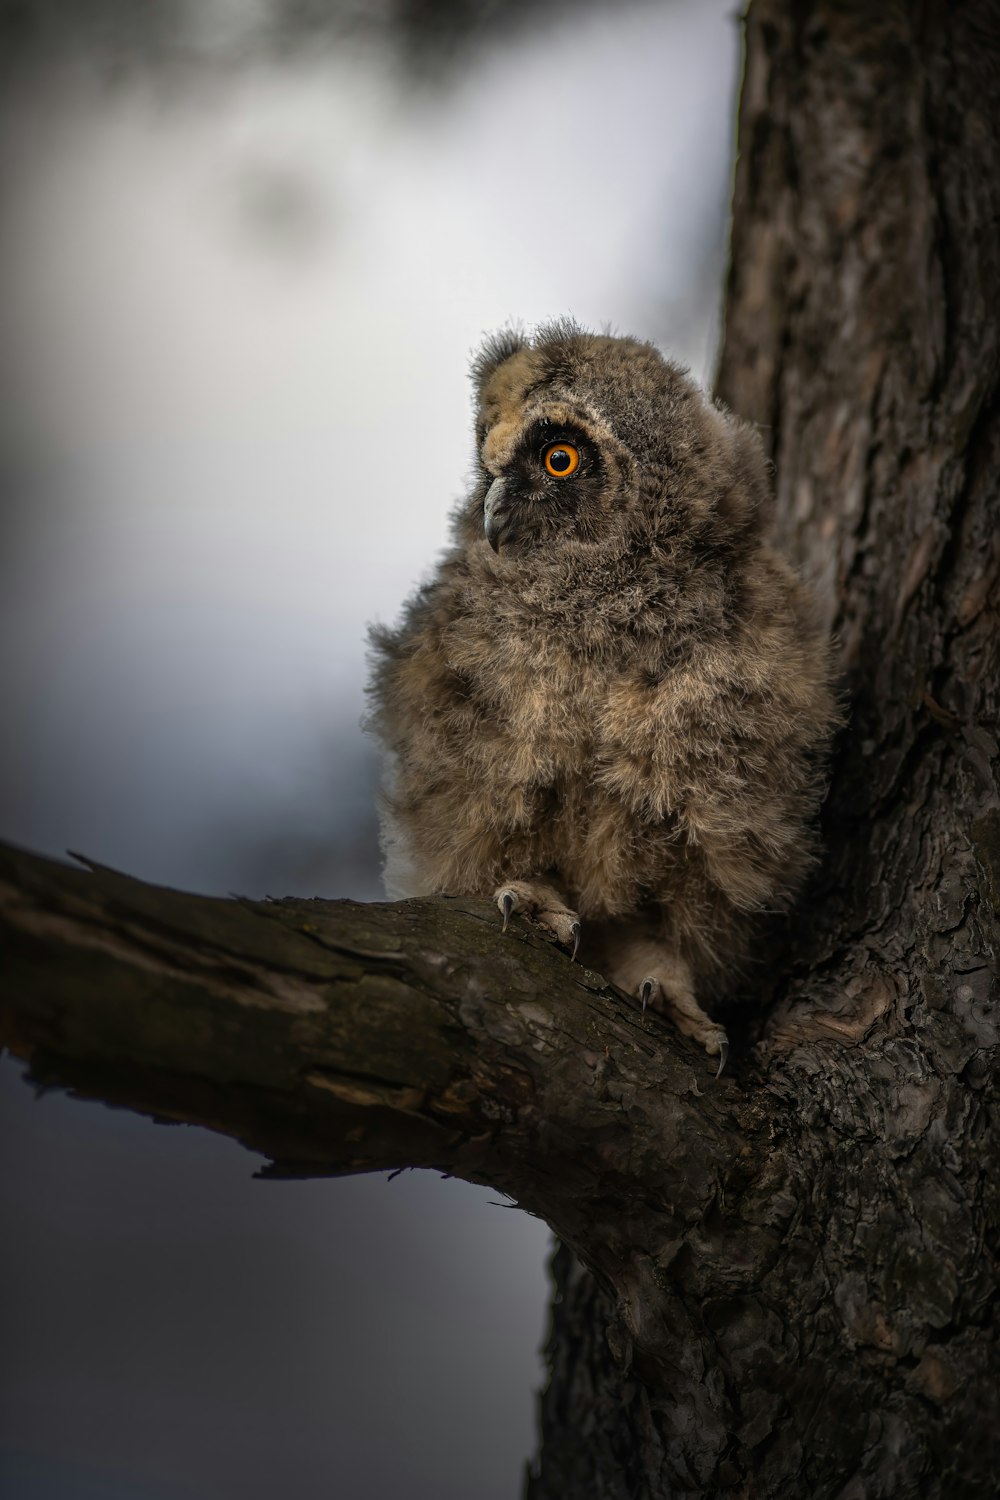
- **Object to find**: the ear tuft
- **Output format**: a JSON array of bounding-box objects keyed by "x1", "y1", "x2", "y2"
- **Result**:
[{"x1": 470, "y1": 327, "x2": 528, "y2": 395}]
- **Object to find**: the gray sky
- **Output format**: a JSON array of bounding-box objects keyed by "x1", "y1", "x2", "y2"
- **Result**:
[{"x1": 0, "y1": 3, "x2": 739, "y2": 1495}]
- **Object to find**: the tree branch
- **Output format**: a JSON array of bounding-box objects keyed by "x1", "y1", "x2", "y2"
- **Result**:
[{"x1": 0, "y1": 837, "x2": 747, "y2": 1219}]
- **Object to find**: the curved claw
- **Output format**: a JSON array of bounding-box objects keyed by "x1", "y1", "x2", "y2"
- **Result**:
[
  {"x1": 715, "y1": 1039, "x2": 729, "y2": 1079},
  {"x1": 500, "y1": 891, "x2": 515, "y2": 933},
  {"x1": 570, "y1": 921, "x2": 581, "y2": 962},
  {"x1": 640, "y1": 979, "x2": 654, "y2": 1015}
]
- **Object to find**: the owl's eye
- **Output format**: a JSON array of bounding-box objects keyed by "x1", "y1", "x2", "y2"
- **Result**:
[{"x1": 543, "y1": 442, "x2": 581, "y2": 478}]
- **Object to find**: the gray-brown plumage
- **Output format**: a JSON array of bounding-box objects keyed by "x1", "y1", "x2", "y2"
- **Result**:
[{"x1": 367, "y1": 322, "x2": 838, "y2": 1064}]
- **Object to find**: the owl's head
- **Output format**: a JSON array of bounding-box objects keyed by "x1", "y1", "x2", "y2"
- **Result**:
[{"x1": 460, "y1": 321, "x2": 769, "y2": 560}]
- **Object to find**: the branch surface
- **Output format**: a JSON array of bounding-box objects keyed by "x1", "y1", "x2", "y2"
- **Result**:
[{"x1": 0, "y1": 839, "x2": 750, "y2": 1254}]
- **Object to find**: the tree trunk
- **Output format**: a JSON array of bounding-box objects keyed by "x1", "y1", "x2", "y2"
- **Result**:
[
  {"x1": 529, "y1": 0, "x2": 1000, "y2": 1495},
  {"x1": 1, "y1": 3, "x2": 998, "y2": 1497}
]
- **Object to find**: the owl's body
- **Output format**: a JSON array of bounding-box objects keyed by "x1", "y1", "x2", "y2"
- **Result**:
[{"x1": 368, "y1": 324, "x2": 837, "y2": 1059}]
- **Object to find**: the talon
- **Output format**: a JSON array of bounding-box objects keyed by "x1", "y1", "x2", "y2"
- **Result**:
[
  {"x1": 640, "y1": 979, "x2": 654, "y2": 1014},
  {"x1": 715, "y1": 1039, "x2": 729, "y2": 1079},
  {"x1": 500, "y1": 891, "x2": 514, "y2": 933},
  {"x1": 570, "y1": 921, "x2": 581, "y2": 962}
]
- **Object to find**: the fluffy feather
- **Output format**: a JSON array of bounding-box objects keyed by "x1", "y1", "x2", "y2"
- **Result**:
[{"x1": 367, "y1": 323, "x2": 838, "y2": 1060}]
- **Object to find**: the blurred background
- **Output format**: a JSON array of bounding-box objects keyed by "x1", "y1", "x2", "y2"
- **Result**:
[{"x1": 0, "y1": 1, "x2": 739, "y2": 1496}]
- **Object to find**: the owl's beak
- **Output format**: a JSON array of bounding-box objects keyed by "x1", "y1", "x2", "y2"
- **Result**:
[{"x1": 483, "y1": 477, "x2": 511, "y2": 553}]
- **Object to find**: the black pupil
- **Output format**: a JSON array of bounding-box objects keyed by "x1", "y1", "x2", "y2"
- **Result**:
[{"x1": 549, "y1": 448, "x2": 571, "y2": 472}]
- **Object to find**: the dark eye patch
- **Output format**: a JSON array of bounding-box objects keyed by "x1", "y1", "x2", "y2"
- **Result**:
[{"x1": 526, "y1": 419, "x2": 593, "y2": 471}]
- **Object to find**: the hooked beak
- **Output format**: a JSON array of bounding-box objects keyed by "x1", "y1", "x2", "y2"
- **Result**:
[{"x1": 483, "y1": 476, "x2": 511, "y2": 553}]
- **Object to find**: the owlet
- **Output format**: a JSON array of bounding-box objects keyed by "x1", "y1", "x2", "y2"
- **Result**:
[{"x1": 367, "y1": 322, "x2": 837, "y2": 1068}]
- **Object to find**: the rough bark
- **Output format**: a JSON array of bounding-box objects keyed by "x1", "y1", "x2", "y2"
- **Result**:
[
  {"x1": 0, "y1": 840, "x2": 745, "y2": 1203},
  {"x1": 2, "y1": 1, "x2": 998, "y2": 1496}
]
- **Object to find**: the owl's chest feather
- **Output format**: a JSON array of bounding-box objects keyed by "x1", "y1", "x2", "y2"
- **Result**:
[
  {"x1": 446, "y1": 621, "x2": 627, "y2": 791},
  {"x1": 441, "y1": 627, "x2": 668, "y2": 911}
]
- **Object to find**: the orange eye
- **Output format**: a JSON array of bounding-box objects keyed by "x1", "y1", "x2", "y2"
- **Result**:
[{"x1": 543, "y1": 442, "x2": 580, "y2": 478}]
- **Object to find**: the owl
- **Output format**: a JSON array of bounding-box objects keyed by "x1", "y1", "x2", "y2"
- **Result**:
[{"x1": 367, "y1": 322, "x2": 837, "y2": 1068}]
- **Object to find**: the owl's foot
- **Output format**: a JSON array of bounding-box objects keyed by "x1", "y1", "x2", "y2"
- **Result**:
[
  {"x1": 635, "y1": 975, "x2": 729, "y2": 1077},
  {"x1": 494, "y1": 881, "x2": 581, "y2": 960}
]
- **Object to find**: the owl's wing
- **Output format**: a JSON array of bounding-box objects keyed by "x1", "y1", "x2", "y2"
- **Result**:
[{"x1": 596, "y1": 556, "x2": 838, "y2": 913}]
